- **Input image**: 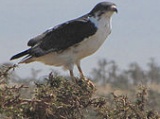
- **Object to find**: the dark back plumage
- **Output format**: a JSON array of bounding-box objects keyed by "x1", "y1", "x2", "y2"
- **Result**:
[{"x1": 11, "y1": 14, "x2": 97, "y2": 60}]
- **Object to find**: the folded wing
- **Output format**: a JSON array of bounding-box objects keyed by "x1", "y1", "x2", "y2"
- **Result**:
[{"x1": 11, "y1": 14, "x2": 97, "y2": 60}]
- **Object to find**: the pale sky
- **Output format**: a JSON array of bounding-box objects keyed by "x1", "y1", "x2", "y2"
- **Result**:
[{"x1": 1, "y1": 0, "x2": 160, "y2": 78}]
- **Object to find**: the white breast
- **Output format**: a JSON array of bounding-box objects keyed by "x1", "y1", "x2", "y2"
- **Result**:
[{"x1": 72, "y1": 16, "x2": 112, "y2": 59}]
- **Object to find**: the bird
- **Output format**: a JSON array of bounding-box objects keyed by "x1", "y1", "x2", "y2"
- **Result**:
[{"x1": 10, "y1": 1, "x2": 117, "y2": 81}]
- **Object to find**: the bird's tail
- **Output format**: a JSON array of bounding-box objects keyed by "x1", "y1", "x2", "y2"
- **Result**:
[{"x1": 10, "y1": 49, "x2": 30, "y2": 60}]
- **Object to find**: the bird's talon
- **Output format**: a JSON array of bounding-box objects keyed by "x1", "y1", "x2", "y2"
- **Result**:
[
  {"x1": 87, "y1": 80, "x2": 95, "y2": 88},
  {"x1": 81, "y1": 77, "x2": 95, "y2": 88}
]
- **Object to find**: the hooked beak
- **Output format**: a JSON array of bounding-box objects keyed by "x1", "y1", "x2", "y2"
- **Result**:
[{"x1": 110, "y1": 5, "x2": 118, "y2": 13}]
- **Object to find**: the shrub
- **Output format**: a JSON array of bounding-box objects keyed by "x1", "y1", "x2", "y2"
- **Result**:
[{"x1": 0, "y1": 63, "x2": 160, "y2": 119}]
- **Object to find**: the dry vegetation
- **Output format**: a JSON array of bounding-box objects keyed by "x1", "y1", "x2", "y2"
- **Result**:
[{"x1": 0, "y1": 59, "x2": 160, "y2": 119}]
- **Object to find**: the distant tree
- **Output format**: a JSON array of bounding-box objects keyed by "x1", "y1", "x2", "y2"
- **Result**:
[
  {"x1": 126, "y1": 62, "x2": 146, "y2": 85},
  {"x1": 91, "y1": 59, "x2": 119, "y2": 86},
  {"x1": 147, "y1": 58, "x2": 160, "y2": 83}
]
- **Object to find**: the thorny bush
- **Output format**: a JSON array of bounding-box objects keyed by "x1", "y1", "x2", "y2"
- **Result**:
[{"x1": 0, "y1": 64, "x2": 160, "y2": 119}]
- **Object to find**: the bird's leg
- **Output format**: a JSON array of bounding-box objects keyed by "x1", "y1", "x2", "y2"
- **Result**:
[
  {"x1": 77, "y1": 65, "x2": 85, "y2": 79},
  {"x1": 76, "y1": 64, "x2": 95, "y2": 88},
  {"x1": 69, "y1": 70, "x2": 75, "y2": 82}
]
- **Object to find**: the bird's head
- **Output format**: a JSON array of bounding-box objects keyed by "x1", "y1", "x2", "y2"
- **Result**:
[{"x1": 89, "y1": 2, "x2": 117, "y2": 19}]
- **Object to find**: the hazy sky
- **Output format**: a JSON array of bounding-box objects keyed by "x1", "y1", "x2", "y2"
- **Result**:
[{"x1": 1, "y1": 0, "x2": 160, "y2": 77}]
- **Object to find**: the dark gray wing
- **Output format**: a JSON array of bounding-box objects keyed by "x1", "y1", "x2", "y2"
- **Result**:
[
  {"x1": 28, "y1": 14, "x2": 97, "y2": 57},
  {"x1": 27, "y1": 31, "x2": 48, "y2": 47},
  {"x1": 11, "y1": 14, "x2": 97, "y2": 60}
]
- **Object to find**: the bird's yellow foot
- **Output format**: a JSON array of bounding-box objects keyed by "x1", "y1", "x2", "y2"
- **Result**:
[{"x1": 81, "y1": 77, "x2": 95, "y2": 89}]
